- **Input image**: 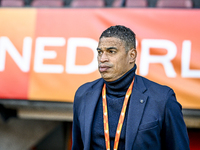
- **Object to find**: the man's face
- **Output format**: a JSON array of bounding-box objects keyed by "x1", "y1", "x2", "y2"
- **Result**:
[{"x1": 97, "y1": 37, "x2": 133, "y2": 82}]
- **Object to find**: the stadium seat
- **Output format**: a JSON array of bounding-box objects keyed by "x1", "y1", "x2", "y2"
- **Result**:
[
  {"x1": 24, "y1": 0, "x2": 33, "y2": 6},
  {"x1": 192, "y1": 0, "x2": 200, "y2": 8},
  {"x1": 31, "y1": 0, "x2": 63, "y2": 7},
  {"x1": 63, "y1": 0, "x2": 73, "y2": 6},
  {"x1": 157, "y1": 0, "x2": 192, "y2": 8},
  {"x1": 113, "y1": 0, "x2": 147, "y2": 7},
  {"x1": 147, "y1": 0, "x2": 158, "y2": 7},
  {"x1": 104, "y1": 0, "x2": 115, "y2": 7},
  {"x1": 70, "y1": 0, "x2": 105, "y2": 8},
  {"x1": 1, "y1": 0, "x2": 24, "y2": 7}
]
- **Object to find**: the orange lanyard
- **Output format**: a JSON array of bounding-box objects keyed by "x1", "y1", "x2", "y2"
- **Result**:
[{"x1": 102, "y1": 77, "x2": 134, "y2": 150}]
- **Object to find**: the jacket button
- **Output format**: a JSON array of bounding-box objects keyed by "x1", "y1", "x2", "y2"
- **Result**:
[{"x1": 140, "y1": 99, "x2": 144, "y2": 103}]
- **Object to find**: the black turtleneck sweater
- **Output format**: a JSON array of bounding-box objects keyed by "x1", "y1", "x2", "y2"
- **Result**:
[{"x1": 91, "y1": 65, "x2": 136, "y2": 150}]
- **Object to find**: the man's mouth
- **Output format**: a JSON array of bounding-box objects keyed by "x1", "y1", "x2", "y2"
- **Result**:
[{"x1": 99, "y1": 66, "x2": 110, "y2": 72}]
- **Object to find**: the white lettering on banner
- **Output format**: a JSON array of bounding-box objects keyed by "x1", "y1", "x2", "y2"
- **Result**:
[
  {"x1": 0, "y1": 36, "x2": 199, "y2": 78},
  {"x1": 66, "y1": 38, "x2": 98, "y2": 74},
  {"x1": 0, "y1": 36, "x2": 32, "y2": 72},
  {"x1": 140, "y1": 39, "x2": 177, "y2": 78},
  {"x1": 34, "y1": 37, "x2": 65, "y2": 73},
  {"x1": 182, "y1": 40, "x2": 200, "y2": 78},
  {"x1": 136, "y1": 39, "x2": 138, "y2": 48}
]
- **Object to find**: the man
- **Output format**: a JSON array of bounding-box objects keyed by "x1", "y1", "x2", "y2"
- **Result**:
[{"x1": 72, "y1": 25, "x2": 190, "y2": 150}]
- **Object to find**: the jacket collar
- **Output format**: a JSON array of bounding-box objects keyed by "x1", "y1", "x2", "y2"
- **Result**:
[{"x1": 84, "y1": 75, "x2": 148, "y2": 149}]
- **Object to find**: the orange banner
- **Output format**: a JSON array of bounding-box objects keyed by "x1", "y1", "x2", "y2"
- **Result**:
[{"x1": 0, "y1": 8, "x2": 200, "y2": 109}]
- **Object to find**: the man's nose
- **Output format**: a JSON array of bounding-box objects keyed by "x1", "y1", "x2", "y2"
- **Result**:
[{"x1": 100, "y1": 53, "x2": 109, "y2": 63}]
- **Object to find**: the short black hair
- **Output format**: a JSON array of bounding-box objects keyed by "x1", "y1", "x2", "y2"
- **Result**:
[{"x1": 100, "y1": 25, "x2": 136, "y2": 51}]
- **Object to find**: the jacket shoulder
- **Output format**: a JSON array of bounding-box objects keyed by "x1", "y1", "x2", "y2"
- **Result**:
[
  {"x1": 75, "y1": 78, "x2": 102, "y2": 97},
  {"x1": 137, "y1": 75, "x2": 172, "y2": 93},
  {"x1": 135, "y1": 75, "x2": 176, "y2": 105},
  {"x1": 73, "y1": 78, "x2": 103, "y2": 115},
  {"x1": 74, "y1": 78, "x2": 102, "y2": 103}
]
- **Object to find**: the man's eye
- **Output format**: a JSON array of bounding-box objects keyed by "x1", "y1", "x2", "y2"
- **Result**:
[
  {"x1": 98, "y1": 51, "x2": 103, "y2": 55},
  {"x1": 109, "y1": 50, "x2": 116, "y2": 54}
]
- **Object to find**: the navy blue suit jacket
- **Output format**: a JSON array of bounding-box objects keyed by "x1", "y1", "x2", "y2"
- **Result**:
[{"x1": 72, "y1": 75, "x2": 190, "y2": 150}]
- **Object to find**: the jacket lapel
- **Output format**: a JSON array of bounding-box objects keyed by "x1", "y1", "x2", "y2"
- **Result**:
[
  {"x1": 125, "y1": 75, "x2": 148, "y2": 149},
  {"x1": 84, "y1": 80, "x2": 104, "y2": 150}
]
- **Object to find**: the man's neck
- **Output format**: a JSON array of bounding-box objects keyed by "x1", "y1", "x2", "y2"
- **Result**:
[{"x1": 104, "y1": 64, "x2": 136, "y2": 98}]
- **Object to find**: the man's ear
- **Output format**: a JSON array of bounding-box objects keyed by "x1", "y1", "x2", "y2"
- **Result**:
[{"x1": 129, "y1": 49, "x2": 137, "y2": 64}]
